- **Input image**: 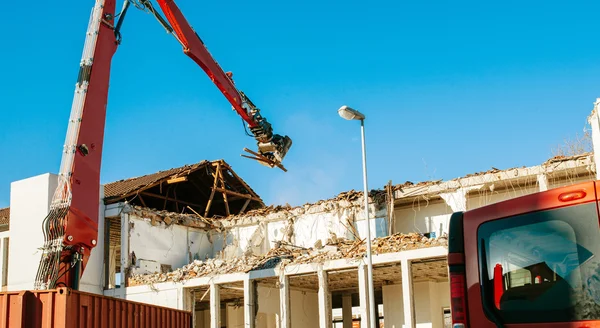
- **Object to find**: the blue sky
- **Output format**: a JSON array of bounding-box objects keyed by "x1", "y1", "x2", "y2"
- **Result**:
[{"x1": 1, "y1": 0, "x2": 600, "y2": 209}]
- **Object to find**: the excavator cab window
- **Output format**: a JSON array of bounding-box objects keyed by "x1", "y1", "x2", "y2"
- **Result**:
[{"x1": 477, "y1": 201, "x2": 600, "y2": 324}]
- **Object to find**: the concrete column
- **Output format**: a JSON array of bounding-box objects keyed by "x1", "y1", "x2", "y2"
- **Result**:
[
  {"x1": 588, "y1": 98, "x2": 600, "y2": 180},
  {"x1": 401, "y1": 259, "x2": 415, "y2": 328},
  {"x1": 318, "y1": 267, "x2": 332, "y2": 328},
  {"x1": 537, "y1": 174, "x2": 548, "y2": 191},
  {"x1": 0, "y1": 237, "x2": 8, "y2": 289},
  {"x1": 358, "y1": 264, "x2": 370, "y2": 327},
  {"x1": 279, "y1": 274, "x2": 291, "y2": 328},
  {"x1": 342, "y1": 294, "x2": 353, "y2": 328},
  {"x1": 120, "y1": 211, "x2": 129, "y2": 288},
  {"x1": 244, "y1": 276, "x2": 256, "y2": 328},
  {"x1": 210, "y1": 283, "x2": 221, "y2": 328}
]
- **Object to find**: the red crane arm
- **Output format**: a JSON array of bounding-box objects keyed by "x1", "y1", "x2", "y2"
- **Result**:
[
  {"x1": 153, "y1": 0, "x2": 292, "y2": 166},
  {"x1": 35, "y1": 0, "x2": 292, "y2": 291},
  {"x1": 35, "y1": 0, "x2": 119, "y2": 290},
  {"x1": 156, "y1": 0, "x2": 256, "y2": 127}
]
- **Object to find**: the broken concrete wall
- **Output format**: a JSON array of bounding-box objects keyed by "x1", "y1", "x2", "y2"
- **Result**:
[
  {"x1": 219, "y1": 192, "x2": 388, "y2": 258},
  {"x1": 128, "y1": 213, "x2": 216, "y2": 274}
]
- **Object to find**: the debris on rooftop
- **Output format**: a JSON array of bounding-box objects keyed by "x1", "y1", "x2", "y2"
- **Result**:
[
  {"x1": 219, "y1": 189, "x2": 388, "y2": 228},
  {"x1": 127, "y1": 232, "x2": 448, "y2": 286},
  {"x1": 128, "y1": 205, "x2": 222, "y2": 230}
]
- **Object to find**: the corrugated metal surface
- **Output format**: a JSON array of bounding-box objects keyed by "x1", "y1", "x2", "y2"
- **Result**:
[{"x1": 0, "y1": 288, "x2": 191, "y2": 328}]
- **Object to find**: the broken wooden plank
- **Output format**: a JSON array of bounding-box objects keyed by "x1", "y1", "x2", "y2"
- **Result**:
[
  {"x1": 239, "y1": 198, "x2": 251, "y2": 214},
  {"x1": 140, "y1": 191, "x2": 204, "y2": 209},
  {"x1": 204, "y1": 162, "x2": 221, "y2": 217},
  {"x1": 218, "y1": 165, "x2": 231, "y2": 217}
]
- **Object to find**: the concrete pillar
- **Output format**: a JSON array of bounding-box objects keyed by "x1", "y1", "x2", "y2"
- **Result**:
[
  {"x1": 537, "y1": 174, "x2": 548, "y2": 191},
  {"x1": 358, "y1": 264, "x2": 370, "y2": 327},
  {"x1": 244, "y1": 276, "x2": 256, "y2": 328},
  {"x1": 120, "y1": 211, "x2": 129, "y2": 288},
  {"x1": 279, "y1": 274, "x2": 291, "y2": 328},
  {"x1": 401, "y1": 259, "x2": 415, "y2": 328},
  {"x1": 318, "y1": 267, "x2": 332, "y2": 328},
  {"x1": 342, "y1": 294, "x2": 353, "y2": 328},
  {"x1": 210, "y1": 283, "x2": 220, "y2": 328},
  {"x1": 0, "y1": 236, "x2": 8, "y2": 289},
  {"x1": 588, "y1": 98, "x2": 600, "y2": 180}
]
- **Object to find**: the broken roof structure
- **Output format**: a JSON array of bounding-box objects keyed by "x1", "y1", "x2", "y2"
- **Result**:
[
  {"x1": 104, "y1": 159, "x2": 264, "y2": 218},
  {"x1": 121, "y1": 152, "x2": 596, "y2": 288},
  {"x1": 0, "y1": 159, "x2": 264, "y2": 234}
]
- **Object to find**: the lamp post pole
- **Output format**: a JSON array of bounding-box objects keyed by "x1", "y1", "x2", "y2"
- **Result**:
[
  {"x1": 338, "y1": 105, "x2": 376, "y2": 328},
  {"x1": 360, "y1": 118, "x2": 377, "y2": 328}
]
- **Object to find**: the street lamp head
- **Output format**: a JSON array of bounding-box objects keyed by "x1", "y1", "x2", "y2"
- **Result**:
[{"x1": 338, "y1": 105, "x2": 365, "y2": 121}]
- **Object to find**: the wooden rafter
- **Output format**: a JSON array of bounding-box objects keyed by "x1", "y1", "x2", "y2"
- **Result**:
[
  {"x1": 239, "y1": 198, "x2": 251, "y2": 214},
  {"x1": 204, "y1": 162, "x2": 221, "y2": 217},
  {"x1": 141, "y1": 191, "x2": 204, "y2": 209},
  {"x1": 163, "y1": 185, "x2": 170, "y2": 210},
  {"x1": 137, "y1": 192, "x2": 147, "y2": 207},
  {"x1": 218, "y1": 161, "x2": 265, "y2": 206},
  {"x1": 218, "y1": 165, "x2": 231, "y2": 216},
  {"x1": 214, "y1": 187, "x2": 261, "y2": 201},
  {"x1": 174, "y1": 185, "x2": 180, "y2": 213}
]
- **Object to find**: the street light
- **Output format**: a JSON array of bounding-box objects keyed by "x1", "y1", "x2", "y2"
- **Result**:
[{"x1": 338, "y1": 105, "x2": 376, "y2": 328}]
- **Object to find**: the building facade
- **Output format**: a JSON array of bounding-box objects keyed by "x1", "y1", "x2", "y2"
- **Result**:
[{"x1": 1, "y1": 100, "x2": 600, "y2": 327}]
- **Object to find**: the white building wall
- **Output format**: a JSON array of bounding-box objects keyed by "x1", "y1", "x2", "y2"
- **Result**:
[
  {"x1": 383, "y1": 284, "x2": 404, "y2": 327},
  {"x1": 6, "y1": 173, "x2": 105, "y2": 294},
  {"x1": 290, "y1": 289, "x2": 319, "y2": 327},
  {"x1": 393, "y1": 201, "x2": 453, "y2": 237},
  {"x1": 127, "y1": 214, "x2": 216, "y2": 272},
  {"x1": 226, "y1": 304, "x2": 244, "y2": 327},
  {"x1": 249, "y1": 285, "x2": 319, "y2": 328},
  {"x1": 7, "y1": 173, "x2": 57, "y2": 291},
  {"x1": 547, "y1": 172, "x2": 595, "y2": 190},
  {"x1": 382, "y1": 281, "x2": 450, "y2": 328},
  {"x1": 104, "y1": 283, "x2": 183, "y2": 309},
  {"x1": 466, "y1": 185, "x2": 539, "y2": 210}
]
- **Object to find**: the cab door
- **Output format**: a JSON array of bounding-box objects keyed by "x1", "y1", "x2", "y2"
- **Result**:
[{"x1": 463, "y1": 181, "x2": 600, "y2": 327}]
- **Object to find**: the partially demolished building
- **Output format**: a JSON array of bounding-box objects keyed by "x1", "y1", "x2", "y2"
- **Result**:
[
  {"x1": 2, "y1": 102, "x2": 600, "y2": 328},
  {"x1": 2, "y1": 154, "x2": 597, "y2": 328},
  {"x1": 98, "y1": 152, "x2": 593, "y2": 328}
]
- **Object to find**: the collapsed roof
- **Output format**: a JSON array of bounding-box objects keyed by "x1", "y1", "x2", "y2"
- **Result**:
[{"x1": 104, "y1": 159, "x2": 264, "y2": 218}]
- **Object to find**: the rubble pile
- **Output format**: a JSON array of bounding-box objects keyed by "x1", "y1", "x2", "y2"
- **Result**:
[
  {"x1": 129, "y1": 205, "x2": 222, "y2": 230},
  {"x1": 127, "y1": 232, "x2": 447, "y2": 287}
]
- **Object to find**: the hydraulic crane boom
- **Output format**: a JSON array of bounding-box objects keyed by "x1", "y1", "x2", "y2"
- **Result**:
[{"x1": 35, "y1": 0, "x2": 292, "y2": 290}]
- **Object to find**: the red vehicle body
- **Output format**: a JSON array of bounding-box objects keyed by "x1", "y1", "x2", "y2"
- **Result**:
[{"x1": 448, "y1": 180, "x2": 600, "y2": 327}]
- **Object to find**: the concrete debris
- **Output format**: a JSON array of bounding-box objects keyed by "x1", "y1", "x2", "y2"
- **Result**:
[
  {"x1": 128, "y1": 205, "x2": 222, "y2": 230},
  {"x1": 127, "y1": 232, "x2": 448, "y2": 286},
  {"x1": 544, "y1": 152, "x2": 592, "y2": 165}
]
